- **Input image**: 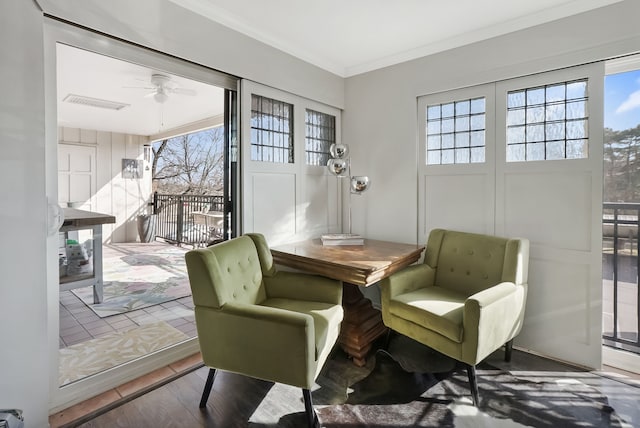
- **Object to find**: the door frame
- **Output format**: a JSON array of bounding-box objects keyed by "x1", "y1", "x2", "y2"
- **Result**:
[{"x1": 44, "y1": 18, "x2": 238, "y2": 412}]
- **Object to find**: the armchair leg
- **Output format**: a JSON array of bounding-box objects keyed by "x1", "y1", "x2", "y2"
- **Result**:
[
  {"x1": 505, "y1": 339, "x2": 513, "y2": 362},
  {"x1": 302, "y1": 388, "x2": 319, "y2": 428},
  {"x1": 199, "y1": 368, "x2": 217, "y2": 408},
  {"x1": 466, "y1": 364, "x2": 479, "y2": 407}
]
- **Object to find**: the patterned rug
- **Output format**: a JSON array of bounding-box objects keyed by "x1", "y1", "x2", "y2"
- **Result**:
[
  {"x1": 59, "y1": 321, "x2": 188, "y2": 386},
  {"x1": 71, "y1": 243, "x2": 191, "y2": 317}
]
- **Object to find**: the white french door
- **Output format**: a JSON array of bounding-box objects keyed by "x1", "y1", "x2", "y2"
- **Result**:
[
  {"x1": 240, "y1": 80, "x2": 341, "y2": 244},
  {"x1": 418, "y1": 63, "x2": 604, "y2": 368}
]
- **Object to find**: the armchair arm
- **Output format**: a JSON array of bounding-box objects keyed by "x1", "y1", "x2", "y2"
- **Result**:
[
  {"x1": 264, "y1": 271, "x2": 342, "y2": 305},
  {"x1": 380, "y1": 264, "x2": 435, "y2": 303},
  {"x1": 462, "y1": 282, "x2": 527, "y2": 364},
  {"x1": 195, "y1": 302, "x2": 317, "y2": 388}
]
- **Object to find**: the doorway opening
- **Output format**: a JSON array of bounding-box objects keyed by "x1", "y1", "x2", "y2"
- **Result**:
[
  {"x1": 602, "y1": 56, "x2": 640, "y2": 374},
  {"x1": 55, "y1": 43, "x2": 236, "y2": 387}
]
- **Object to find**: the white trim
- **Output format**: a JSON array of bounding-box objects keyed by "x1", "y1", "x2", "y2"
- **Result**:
[
  {"x1": 149, "y1": 114, "x2": 224, "y2": 142},
  {"x1": 605, "y1": 53, "x2": 640, "y2": 75},
  {"x1": 602, "y1": 346, "x2": 640, "y2": 375}
]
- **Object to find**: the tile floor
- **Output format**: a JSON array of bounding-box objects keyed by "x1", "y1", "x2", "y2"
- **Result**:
[{"x1": 59, "y1": 290, "x2": 197, "y2": 349}]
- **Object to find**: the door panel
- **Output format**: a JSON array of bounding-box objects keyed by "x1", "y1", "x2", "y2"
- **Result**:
[
  {"x1": 240, "y1": 80, "x2": 340, "y2": 245},
  {"x1": 495, "y1": 63, "x2": 604, "y2": 368},
  {"x1": 58, "y1": 143, "x2": 96, "y2": 211}
]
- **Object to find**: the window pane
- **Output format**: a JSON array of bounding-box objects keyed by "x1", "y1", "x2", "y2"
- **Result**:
[
  {"x1": 305, "y1": 109, "x2": 335, "y2": 166},
  {"x1": 455, "y1": 132, "x2": 469, "y2": 147},
  {"x1": 455, "y1": 116, "x2": 469, "y2": 132},
  {"x1": 427, "y1": 150, "x2": 441, "y2": 165},
  {"x1": 455, "y1": 100, "x2": 470, "y2": 115},
  {"x1": 470, "y1": 98, "x2": 485, "y2": 114},
  {"x1": 507, "y1": 109, "x2": 525, "y2": 126},
  {"x1": 566, "y1": 81, "x2": 587, "y2": 99},
  {"x1": 507, "y1": 144, "x2": 525, "y2": 162},
  {"x1": 441, "y1": 149, "x2": 454, "y2": 164},
  {"x1": 427, "y1": 135, "x2": 440, "y2": 150},
  {"x1": 526, "y1": 106, "x2": 545, "y2": 123},
  {"x1": 427, "y1": 120, "x2": 441, "y2": 134},
  {"x1": 526, "y1": 124, "x2": 545, "y2": 142},
  {"x1": 425, "y1": 96, "x2": 485, "y2": 165},
  {"x1": 546, "y1": 122, "x2": 565, "y2": 141},
  {"x1": 546, "y1": 141, "x2": 565, "y2": 160},
  {"x1": 427, "y1": 105, "x2": 441, "y2": 120},
  {"x1": 506, "y1": 78, "x2": 588, "y2": 162},
  {"x1": 507, "y1": 126, "x2": 525, "y2": 144},
  {"x1": 470, "y1": 114, "x2": 485, "y2": 130},
  {"x1": 567, "y1": 119, "x2": 587, "y2": 139},
  {"x1": 527, "y1": 142, "x2": 545, "y2": 161},
  {"x1": 527, "y1": 87, "x2": 545, "y2": 105},
  {"x1": 442, "y1": 103, "x2": 455, "y2": 117},
  {"x1": 567, "y1": 139, "x2": 588, "y2": 158},
  {"x1": 471, "y1": 147, "x2": 485, "y2": 163},
  {"x1": 251, "y1": 94, "x2": 293, "y2": 163},
  {"x1": 566, "y1": 101, "x2": 586, "y2": 120},
  {"x1": 546, "y1": 103, "x2": 565, "y2": 121},
  {"x1": 442, "y1": 134, "x2": 455, "y2": 149},
  {"x1": 508, "y1": 91, "x2": 525, "y2": 108},
  {"x1": 546, "y1": 84, "x2": 565, "y2": 102},
  {"x1": 455, "y1": 148, "x2": 470, "y2": 163}
]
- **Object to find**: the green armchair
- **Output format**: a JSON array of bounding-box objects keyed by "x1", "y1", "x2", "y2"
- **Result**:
[
  {"x1": 185, "y1": 233, "x2": 344, "y2": 427},
  {"x1": 380, "y1": 228, "x2": 529, "y2": 405}
]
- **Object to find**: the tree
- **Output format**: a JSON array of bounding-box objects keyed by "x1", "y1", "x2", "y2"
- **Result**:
[
  {"x1": 152, "y1": 127, "x2": 225, "y2": 195},
  {"x1": 604, "y1": 124, "x2": 640, "y2": 203}
]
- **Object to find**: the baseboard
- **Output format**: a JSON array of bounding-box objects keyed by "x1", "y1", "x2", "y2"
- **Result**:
[{"x1": 602, "y1": 346, "x2": 640, "y2": 375}]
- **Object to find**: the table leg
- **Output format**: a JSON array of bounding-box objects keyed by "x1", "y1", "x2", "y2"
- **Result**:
[{"x1": 338, "y1": 283, "x2": 387, "y2": 366}]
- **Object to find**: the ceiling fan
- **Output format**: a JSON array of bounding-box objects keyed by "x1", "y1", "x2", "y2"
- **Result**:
[{"x1": 127, "y1": 74, "x2": 197, "y2": 103}]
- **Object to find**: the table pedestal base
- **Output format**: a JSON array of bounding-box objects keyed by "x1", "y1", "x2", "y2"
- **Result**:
[{"x1": 338, "y1": 283, "x2": 387, "y2": 366}]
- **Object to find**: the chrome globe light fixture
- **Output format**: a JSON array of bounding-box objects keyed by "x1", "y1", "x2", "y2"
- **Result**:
[{"x1": 326, "y1": 143, "x2": 370, "y2": 235}]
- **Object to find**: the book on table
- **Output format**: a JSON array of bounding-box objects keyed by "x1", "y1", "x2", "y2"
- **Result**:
[{"x1": 321, "y1": 233, "x2": 364, "y2": 246}]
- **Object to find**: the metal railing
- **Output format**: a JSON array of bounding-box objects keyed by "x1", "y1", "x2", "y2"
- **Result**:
[
  {"x1": 153, "y1": 192, "x2": 225, "y2": 246},
  {"x1": 603, "y1": 202, "x2": 640, "y2": 354}
]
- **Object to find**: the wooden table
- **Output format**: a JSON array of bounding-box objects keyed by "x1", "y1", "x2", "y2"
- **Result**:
[
  {"x1": 271, "y1": 238, "x2": 425, "y2": 366},
  {"x1": 60, "y1": 208, "x2": 116, "y2": 303}
]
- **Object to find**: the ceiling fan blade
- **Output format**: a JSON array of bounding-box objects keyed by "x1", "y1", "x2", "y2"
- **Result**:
[{"x1": 171, "y1": 87, "x2": 197, "y2": 96}]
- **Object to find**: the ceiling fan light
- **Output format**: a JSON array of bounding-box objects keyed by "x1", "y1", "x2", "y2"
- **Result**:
[{"x1": 154, "y1": 91, "x2": 169, "y2": 104}]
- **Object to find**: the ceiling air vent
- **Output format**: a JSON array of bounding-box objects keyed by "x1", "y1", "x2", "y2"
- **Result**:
[{"x1": 63, "y1": 94, "x2": 130, "y2": 111}]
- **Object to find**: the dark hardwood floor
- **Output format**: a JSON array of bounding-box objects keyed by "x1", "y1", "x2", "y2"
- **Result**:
[{"x1": 68, "y1": 343, "x2": 640, "y2": 428}]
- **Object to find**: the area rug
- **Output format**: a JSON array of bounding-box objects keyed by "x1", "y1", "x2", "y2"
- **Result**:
[
  {"x1": 59, "y1": 321, "x2": 188, "y2": 386},
  {"x1": 71, "y1": 243, "x2": 191, "y2": 317},
  {"x1": 313, "y1": 336, "x2": 628, "y2": 428}
]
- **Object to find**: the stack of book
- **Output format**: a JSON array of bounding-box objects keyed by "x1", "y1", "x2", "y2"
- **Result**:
[{"x1": 321, "y1": 233, "x2": 364, "y2": 246}]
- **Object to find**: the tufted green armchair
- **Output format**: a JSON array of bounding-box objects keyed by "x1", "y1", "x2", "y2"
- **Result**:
[
  {"x1": 380, "y1": 228, "x2": 529, "y2": 405},
  {"x1": 185, "y1": 233, "x2": 344, "y2": 427}
]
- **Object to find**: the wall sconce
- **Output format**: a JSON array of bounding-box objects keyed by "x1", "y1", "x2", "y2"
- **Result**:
[
  {"x1": 143, "y1": 144, "x2": 152, "y2": 171},
  {"x1": 326, "y1": 143, "x2": 370, "y2": 235}
]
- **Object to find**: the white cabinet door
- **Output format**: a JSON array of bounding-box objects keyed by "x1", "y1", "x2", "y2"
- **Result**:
[{"x1": 58, "y1": 143, "x2": 96, "y2": 211}]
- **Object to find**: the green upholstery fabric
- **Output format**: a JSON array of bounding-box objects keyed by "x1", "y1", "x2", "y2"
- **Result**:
[
  {"x1": 185, "y1": 233, "x2": 344, "y2": 389},
  {"x1": 381, "y1": 228, "x2": 529, "y2": 366}
]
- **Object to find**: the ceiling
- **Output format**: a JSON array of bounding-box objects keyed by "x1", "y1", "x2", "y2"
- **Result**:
[
  {"x1": 57, "y1": 0, "x2": 620, "y2": 136},
  {"x1": 57, "y1": 44, "x2": 225, "y2": 137},
  {"x1": 169, "y1": 0, "x2": 621, "y2": 77}
]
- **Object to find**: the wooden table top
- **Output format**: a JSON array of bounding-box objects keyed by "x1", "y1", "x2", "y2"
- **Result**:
[
  {"x1": 61, "y1": 208, "x2": 116, "y2": 229},
  {"x1": 271, "y1": 238, "x2": 425, "y2": 286}
]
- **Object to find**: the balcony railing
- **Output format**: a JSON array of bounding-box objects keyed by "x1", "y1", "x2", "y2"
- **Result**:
[
  {"x1": 603, "y1": 202, "x2": 640, "y2": 354},
  {"x1": 152, "y1": 192, "x2": 225, "y2": 246}
]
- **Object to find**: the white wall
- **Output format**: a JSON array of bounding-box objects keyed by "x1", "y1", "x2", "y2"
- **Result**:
[
  {"x1": 0, "y1": 2, "x2": 49, "y2": 427},
  {"x1": 59, "y1": 127, "x2": 152, "y2": 243},
  {"x1": 343, "y1": 0, "x2": 640, "y2": 245}
]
